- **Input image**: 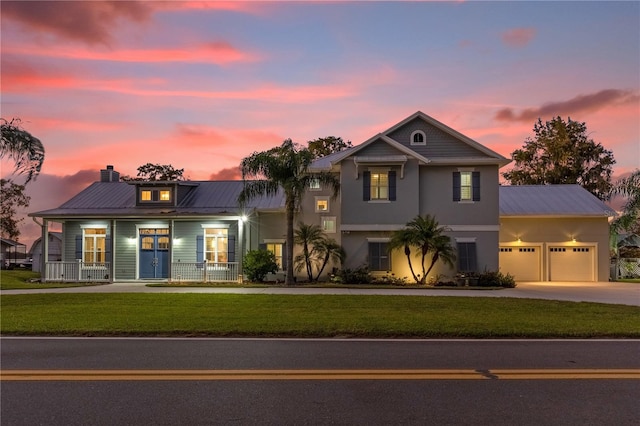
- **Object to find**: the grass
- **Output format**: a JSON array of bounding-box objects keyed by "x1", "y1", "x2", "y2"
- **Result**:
[
  {"x1": 0, "y1": 269, "x2": 90, "y2": 290},
  {"x1": 1, "y1": 293, "x2": 638, "y2": 338}
]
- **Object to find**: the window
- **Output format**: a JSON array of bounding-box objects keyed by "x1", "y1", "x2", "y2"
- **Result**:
[
  {"x1": 453, "y1": 171, "x2": 480, "y2": 202},
  {"x1": 369, "y1": 242, "x2": 390, "y2": 271},
  {"x1": 83, "y1": 228, "x2": 106, "y2": 263},
  {"x1": 457, "y1": 242, "x2": 477, "y2": 273},
  {"x1": 321, "y1": 216, "x2": 336, "y2": 233},
  {"x1": 363, "y1": 170, "x2": 396, "y2": 201},
  {"x1": 205, "y1": 228, "x2": 228, "y2": 263},
  {"x1": 309, "y1": 178, "x2": 321, "y2": 190},
  {"x1": 315, "y1": 197, "x2": 329, "y2": 212},
  {"x1": 410, "y1": 130, "x2": 426, "y2": 145},
  {"x1": 266, "y1": 243, "x2": 284, "y2": 270},
  {"x1": 139, "y1": 188, "x2": 172, "y2": 203}
]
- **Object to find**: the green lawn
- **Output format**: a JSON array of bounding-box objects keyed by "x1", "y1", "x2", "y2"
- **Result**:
[
  {"x1": 0, "y1": 269, "x2": 90, "y2": 290},
  {"x1": 2, "y1": 293, "x2": 638, "y2": 338}
]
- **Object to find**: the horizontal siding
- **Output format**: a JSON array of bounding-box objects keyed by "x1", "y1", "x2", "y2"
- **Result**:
[
  {"x1": 387, "y1": 117, "x2": 487, "y2": 158},
  {"x1": 114, "y1": 222, "x2": 136, "y2": 280}
]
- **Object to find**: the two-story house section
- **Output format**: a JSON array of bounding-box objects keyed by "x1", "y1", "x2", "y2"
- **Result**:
[{"x1": 306, "y1": 111, "x2": 510, "y2": 281}]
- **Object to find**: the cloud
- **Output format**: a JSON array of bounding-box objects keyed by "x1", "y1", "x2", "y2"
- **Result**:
[
  {"x1": 495, "y1": 89, "x2": 640, "y2": 122},
  {"x1": 209, "y1": 167, "x2": 242, "y2": 181},
  {"x1": 4, "y1": 41, "x2": 259, "y2": 65},
  {"x1": 1, "y1": 1, "x2": 153, "y2": 45},
  {"x1": 501, "y1": 28, "x2": 536, "y2": 48}
]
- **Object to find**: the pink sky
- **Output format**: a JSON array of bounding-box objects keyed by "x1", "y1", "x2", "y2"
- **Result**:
[{"x1": 1, "y1": 1, "x2": 638, "y2": 247}]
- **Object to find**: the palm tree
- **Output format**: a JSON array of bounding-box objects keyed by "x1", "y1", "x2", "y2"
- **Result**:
[
  {"x1": 313, "y1": 237, "x2": 346, "y2": 281},
  {"x1": 610, "y1": 169, "x2": 640, "y2": 234},
  {"x1": 1, "y1": 118, "x2": 45, "y2": 184},
  {"x1": 238, "y1": 139, "x2": 340, "y2": 285},
  {"x1": 388, "y1": 214, "x2": 456, "y2": 285},
  {"x1": 294, "y1": 222, "x2": 325, "y2": 282}
]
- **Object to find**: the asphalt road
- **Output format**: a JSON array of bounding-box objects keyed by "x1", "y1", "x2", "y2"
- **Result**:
[{"x1": 2, "y1": 338, "x2": 639, "y2": 425}]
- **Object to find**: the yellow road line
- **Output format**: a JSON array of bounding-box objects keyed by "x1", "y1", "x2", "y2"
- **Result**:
[{"x1": 1, "y1": 369, "x2": 639, "y2": 381}]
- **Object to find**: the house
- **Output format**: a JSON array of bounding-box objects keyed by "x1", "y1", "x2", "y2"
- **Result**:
[
  {"x1": 1, "y1": 238, "x2": 27, "y2": 268},
  {"x1": 28, "y1": 232, "x2": 63, "y2": 272},
  {"x1": 29, "y1": 112, "x2": 613, "y2": 283}
]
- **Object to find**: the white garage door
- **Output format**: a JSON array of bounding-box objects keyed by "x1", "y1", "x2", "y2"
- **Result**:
[
  {"x1": 499, "y1": 246, "x2": 541, "y2": 281},
  {"x1": 548, "y1": 246, "x2": 595, "y2": 281}
]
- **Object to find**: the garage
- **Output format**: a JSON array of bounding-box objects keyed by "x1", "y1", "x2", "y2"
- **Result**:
[
  {"x1": 499, "y1": 246, "x2": 541, "y2": 281},
  {"x1": 548, "y1": 246, "x2": 595, "y2": 281}
]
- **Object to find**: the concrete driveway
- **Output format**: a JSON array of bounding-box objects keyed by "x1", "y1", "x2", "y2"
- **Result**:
[{"x1": 3, "y1": 281, "x2": 639, "y2": 306}]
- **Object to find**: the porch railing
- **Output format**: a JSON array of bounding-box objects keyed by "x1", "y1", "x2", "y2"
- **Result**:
[
  {"x1": 44, "y1": 261, "x2": 111, "y2": 282},
  {"x1": 171, "y1": 261, "x2": 240, "y2": 283}
]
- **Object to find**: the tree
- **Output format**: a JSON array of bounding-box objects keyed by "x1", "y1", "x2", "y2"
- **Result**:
[
  {"x1": 610, "y1": 169, "x2": 640, "y2": 235},
  {"x1": 502, "y1": 117, "x2": 615, "y2": 201},
  {"x1": 0, "y1": 179, "x2": 30, "y2": 240},
  {"x1": 294, "y1": 222, "x2": 325, "y2": 282},
  {"x1": 388, "y1": 215, "x2": 456, "y2": 285},
  {"x1": 238, "y1": 139, "x2": 340, "y2": 285},
  {"x1": 313, "y1": 237, "x2": 345, "y2": 281},
  {"x1": 121, "y1": 163, "x2": 185, "y2": 181},
  {"x1": 1, "y1": 118, "x2": 45, "y2": 184},
  {"x1": 307, "y1": 136, "x2": 352, "y2": 159}
]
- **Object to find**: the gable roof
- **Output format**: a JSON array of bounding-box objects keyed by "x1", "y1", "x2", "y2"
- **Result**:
[
  {"x1": 499, "y1": 185, "x2": 616, "y2": 217},
  {"x1": 30, "y1": 181, "x2": 285, "y2": 219},
  {"x1": 310, "y1": 111, "x2": 510, "y2": 170}
]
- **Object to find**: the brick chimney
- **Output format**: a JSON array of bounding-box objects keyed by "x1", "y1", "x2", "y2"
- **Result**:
[{"x1": 100, "y1": 165, "x2": 120, "y2": 182}]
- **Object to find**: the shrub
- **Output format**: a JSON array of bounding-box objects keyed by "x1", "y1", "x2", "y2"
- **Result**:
[
  {"x1": 373, "y1": 273, "x2": 409, "y2": 286},
  {"x1": 333, "y1": 266, "x2": 373, "y2": 284},
  {"x1": 476, "y1": 270, "x2": 517, "y2": 288},
  {"x1": 243, "y1": 250, "x2": 278, "y2": 282}
]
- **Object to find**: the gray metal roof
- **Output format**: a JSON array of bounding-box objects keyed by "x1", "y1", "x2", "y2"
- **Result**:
[
  {"x1": 499, "y1": 185, "x2": 616, "y2": 217},
  {"x1": 30, "y1": 181, "x2": 285, "y2": 218}
]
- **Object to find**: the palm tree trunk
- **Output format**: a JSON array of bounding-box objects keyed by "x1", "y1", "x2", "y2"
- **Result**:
[{"x1": 285, "y1": 200, "x2": 295, "y2": 285}]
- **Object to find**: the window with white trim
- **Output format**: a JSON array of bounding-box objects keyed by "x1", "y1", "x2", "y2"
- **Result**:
[
  {"x1": 315, "y1": 197, "x2": 329, "y2": 212},
  {"x1": 83, "y1": 228, "x2": 106, "y2": 263},
  {"x1": 410, "y1": 130, "x2": 426, "y2": 145},
  {"x1": 205, "y1": 228, "x2": 228, "y2": 263},
  {"x1": 266, "y1": 243, "x2": 284, "y2": 270},
  {"x1": 309, "y1": 178, "x2": 321, "y2": 190},
  {"x1": 139, "y1": 188, "x2": 172, "y2": 203},
  {"x1": 321, "y1": 216, "x2": 336, "y2": 233}
]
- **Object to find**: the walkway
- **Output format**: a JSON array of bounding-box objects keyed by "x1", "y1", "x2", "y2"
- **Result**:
[{"x1": 2, "y1": 281, "x2": 639, "y2": 306}]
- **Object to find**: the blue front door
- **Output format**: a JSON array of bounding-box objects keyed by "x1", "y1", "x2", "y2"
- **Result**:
[{"x1": 139, "y1": 229, "x2": 169, "y2": 279}]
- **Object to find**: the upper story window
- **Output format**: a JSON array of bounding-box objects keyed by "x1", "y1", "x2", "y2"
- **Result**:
[
  {"x1": 139, "y1": 188, "x2": 172, "y2": 203},
  {"x1": 410, "y1": 130, "x2": 426, "y2": 146},
  {"x1": 309, "y1": 178, "x2": 321, "y2": 191},
  {"x1": 453, "y1": 171, "x2": 480, "y2": 202},
  {"x1": 315, "y1": 197, "x2": 329, "y2": 212},
  {"x1": 363, "y1": 170, "x2": 396, "y2": 202}
]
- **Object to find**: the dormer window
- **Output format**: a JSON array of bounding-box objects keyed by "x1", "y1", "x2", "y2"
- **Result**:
[
  {"x1": 410, "y1": 130, "x2": 426, "y2": 146},
  {"x1": 139, "y1": 187, "x2": 172, "y2": 203}
]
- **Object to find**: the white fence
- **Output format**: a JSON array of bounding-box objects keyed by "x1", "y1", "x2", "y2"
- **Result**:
[
  {"x1": 171, "y1": 261, "x2": 240, "y2": 283},
  {"x1": 618, "y1": 258, "x2": 640, "y2": 279},
  {"x1": 45, "y1": 261, "x2": 111, "y2": 282}
]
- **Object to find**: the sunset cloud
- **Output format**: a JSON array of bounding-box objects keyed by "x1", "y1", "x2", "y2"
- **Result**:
[
  {"x1": 1, "y1": 1, "x2": 153, "y2": 45},
  {"x1": 494, "y1": 89, "x2": 639, "y2": 122},
  {"x1": 209, "y1": 167, "x2": 242, "y2": 181},
  {"x1": 501, "y1": 28, "x2": 536, "y2": 48}
]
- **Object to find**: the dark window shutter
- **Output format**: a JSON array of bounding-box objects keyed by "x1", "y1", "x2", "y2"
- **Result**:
[
  {"x1": 196, "y1": 235, "x2": 204, "y2": 263},
  {"x1": 258, "y1": 243, "x2": 266, "y2": 251},
  {"x1": 453, "y1": 172, "x2": 461, "y2": 202},
  {"x1": 472, "y1": 171, "x2": 480, "y2": 201},
  {"x1": 363, "y1": 171, "x2": 371, "y2": 201},
  {"x1": 105, "y1": 237, "x2": 112, "y2": 263},
  {"x1": 75, "y1": 235, "x2": 82, "y2": 260},
  {"x1": 228, "y1": 235, "x2": 236, "y2": 263},
  {"x1": 388, "y1": 171, "x2": 396, "y2": 201}
]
